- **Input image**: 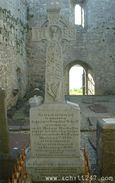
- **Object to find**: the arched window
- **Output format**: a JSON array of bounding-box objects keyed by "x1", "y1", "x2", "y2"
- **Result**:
[
  {"x1": 69, "y1": 65, "x2": 84, "y2": 95},
  {"x1": 75, "y1": 4, "x2": 84, "y2": 27},
  {"x1": 69, "y1": 64, "x2": 95, "y2": 95}
]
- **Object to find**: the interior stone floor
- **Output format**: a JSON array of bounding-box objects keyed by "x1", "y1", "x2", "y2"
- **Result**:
[{"x1": 8, "y1": 95, "x2": 115, "y2": 175}]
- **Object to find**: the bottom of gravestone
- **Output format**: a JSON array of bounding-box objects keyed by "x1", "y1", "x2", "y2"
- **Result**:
[
  {"x1": 31, "y1": 179, "x2": 83, "y2": 183},
  {"x1": 27, "y1": 102, "x2": 84, "y2": 182},
  {"x1": 26, "y1": 155, "x2": 84, "y2": 183}
]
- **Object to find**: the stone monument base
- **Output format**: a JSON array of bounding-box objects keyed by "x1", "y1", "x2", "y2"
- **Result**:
[
  {"x1": 26, "y1": 102, "x2": 84, "y2": 182},
  {"x1": 27, "y1": 156, "x2": 83, "y2": 182}
]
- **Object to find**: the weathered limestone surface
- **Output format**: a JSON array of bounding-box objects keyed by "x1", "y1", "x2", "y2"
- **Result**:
[
  {"x1": 26, "y1": 1, "x2": 83, "y2": 182},
  {"x1": 27, "y1": 103, "x2": 83, "y2": 182},
  {"x1": 97, "y1": 118, "x2": 115, "y2": 177},
  {"x1": 0, "y1": 1, "x2": 27, "y2": 108},
  {"x1": 30, "y1": 0, "x2": 76, "y2": 103},
  {"x1": 29, "y1": 95, "x2": 43, "y2": 107},
  {"x1": 0, "y1": 88, "x2": 10, "y2": 155}
]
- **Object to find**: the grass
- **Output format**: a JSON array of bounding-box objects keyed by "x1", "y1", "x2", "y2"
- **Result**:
[{"x1": 69, "y1": 88, "x2": 83, "y2": 95}]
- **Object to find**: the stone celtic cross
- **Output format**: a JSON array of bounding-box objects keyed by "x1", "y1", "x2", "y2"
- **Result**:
[{"x1": 32, "y1": 0, "x2": 76, "y2": 103}]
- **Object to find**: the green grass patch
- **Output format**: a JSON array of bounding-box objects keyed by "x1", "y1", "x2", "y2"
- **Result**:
[{"x1": 69, "y1": 88, "x2": 82, "y2": 95}]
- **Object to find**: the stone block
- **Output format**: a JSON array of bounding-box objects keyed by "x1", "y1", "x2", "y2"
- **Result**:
[
  {"x1": 97, "y1": 118, "x2": 115, "y2": 178},
  {"x1": 26, "y1": 103, "x2": 83, "y2": 182}
]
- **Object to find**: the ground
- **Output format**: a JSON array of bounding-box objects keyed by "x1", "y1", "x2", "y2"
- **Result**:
[{"x1": 7, "y1": 95, "x2": 115, "y2": 177}]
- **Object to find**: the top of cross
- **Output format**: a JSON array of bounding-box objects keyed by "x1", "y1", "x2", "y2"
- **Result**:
[{"x1": 47, "y1": 0, "x2": 61, "y2": 12}]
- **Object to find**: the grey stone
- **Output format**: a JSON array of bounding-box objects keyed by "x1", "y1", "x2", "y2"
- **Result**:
[
  {"x1": 0, "y1": 88, "x2": 12, "y2": 181},
  {"x1": 0, "y1": 88, "x2": 10, "y2": 155},
  {"x1": 29, "y1": 95, "x2": 43, "y2": 107},
  {"x1": 26, "y1": 1, "x2": 83, "y2": 181},
  {"x1": 26, "y1": 103, "x2": 83, "y2": 182},
  {"x1": 96, "y1": 118, "x2": 115, "y2": 178}
]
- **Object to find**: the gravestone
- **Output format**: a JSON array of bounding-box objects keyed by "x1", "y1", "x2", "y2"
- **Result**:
[
  {"x1": 0, "y1": 88, "x2": 24, "y2": 181},
  {"x1": 0, "y1": 88, "x2": 11, "y2": 180},
  {"x1": 0, "y1": 88, "x2": 10, "y2": 155},
  {"x1": 97, "y1": 118, "x2": 115, "y2": 178},
  {"x1": 26, "y1": 1, "x2": 83, "y2": 182}
]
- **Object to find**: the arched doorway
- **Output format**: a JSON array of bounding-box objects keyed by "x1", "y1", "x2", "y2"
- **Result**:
[
  {"x1": 65, "y1": 61, "x2": 95, "y2": 95},
  {"x1": 69, "y1": 65, "x2": 85, "y2": 95}
]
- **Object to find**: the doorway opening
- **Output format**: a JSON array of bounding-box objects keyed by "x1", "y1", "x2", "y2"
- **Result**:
[
  {"x1": 69, "y1": 64, "x2": 95, "y2": 95},
  {"x1": 69, "y1": 65, "x2": 84, "y2": 95}
]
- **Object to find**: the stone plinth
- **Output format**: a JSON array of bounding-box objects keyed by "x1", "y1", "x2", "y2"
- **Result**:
[
  {"x1": 97, "y1": 118, "x2": 115, "y2": 178},
  {"x1": 26, "y1": 103, "x2": 83, "y2": 182}
]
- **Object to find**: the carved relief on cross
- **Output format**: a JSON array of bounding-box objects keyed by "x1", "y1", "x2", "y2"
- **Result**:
[{"x1": 32, "y1": 1, "x2": 76, "y2": 103}]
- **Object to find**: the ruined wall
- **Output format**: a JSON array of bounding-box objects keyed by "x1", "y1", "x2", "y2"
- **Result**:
[
  {"x1": 64, "y1": 0, "x2": 115, "y2": 95},
  {"x1": 85, "y1": 0, "x2": 115, "y2": 94},
  {"x1": 27, "y1": 0, "x2": 47, "y2": 91},
  {"x1": 0, "y1": 0, "x2": 27, "y2": 108},
  {"x1": 27, "y1": 0, "x2": 115, "y2": 95}
]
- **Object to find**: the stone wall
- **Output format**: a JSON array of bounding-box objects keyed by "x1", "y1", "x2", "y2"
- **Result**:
[
  {"x1": 27, "y1": 0, "x2": 115, "y2": 95},
  {"x1": 0, "y1": 0, "x2": 28, "y2": 108},
  {"x1": 84, "y1": 0, "x2": 115, "y2": 95},
  {"x1": 27, "y1": 0, "x2": 46, "y2": 92}
]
